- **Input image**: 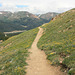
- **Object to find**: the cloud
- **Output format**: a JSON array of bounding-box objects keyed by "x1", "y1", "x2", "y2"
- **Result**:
[
  {"x1": 0, "y1": 0, "x2": 75, "y2": 14},
  {"x1": 16, "y1": 5, "x2": 29, "y2": 8}
]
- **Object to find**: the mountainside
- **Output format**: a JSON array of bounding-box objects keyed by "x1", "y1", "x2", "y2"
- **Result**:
[
  {"x1": 0, "y1": 11, "x2": 12, "y2": 21},
  {"x1": 0, "y1": 28, "x2": 39, "y2": 75},
  {"x1": 38, "y1": 8, "x2": 75, "y2": 75},
  {"x1": 0, "y1": 8, "x2": 75, "y2": 75},
  {"x1": 0, "y1": 11, "x2": 58, "y2": 32},
  {"x1": 0, "y1": 11, "x2": 45, "y2": 32},
  {"x1": 0, "y1": 11, "x2": 39, "y2": 20},
  {"x1": 8, "y1": 11, "x2": 39, "y2": 20},
  {"x1": 38, "y1": 12, "x2": 59, "y2": 22}
]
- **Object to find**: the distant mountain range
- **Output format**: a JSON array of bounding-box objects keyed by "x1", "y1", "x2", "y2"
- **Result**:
[
  {"x1": 0, "y1": 11, "x2": 58, "y2": 32},
  {"x1": 38, "y1": 12, "x2": 59, "y2": 21}
]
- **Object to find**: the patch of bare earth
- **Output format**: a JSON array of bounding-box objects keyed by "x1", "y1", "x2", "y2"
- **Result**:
[
  {"x1": 26, "y1": 27, "x2": 67, "y2": 75},
  {"x1": 0, "y1": 70, "x2": 4, "y2": 74}
]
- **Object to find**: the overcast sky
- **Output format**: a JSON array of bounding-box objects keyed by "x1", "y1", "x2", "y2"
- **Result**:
[{"x1": 0, "y1": 0, "x2": 75, "y2": 14}]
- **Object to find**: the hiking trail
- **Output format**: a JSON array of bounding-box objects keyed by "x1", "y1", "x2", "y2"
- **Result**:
[{"x1": 26, "y1": 27, "x2": 67, "y2": 75}]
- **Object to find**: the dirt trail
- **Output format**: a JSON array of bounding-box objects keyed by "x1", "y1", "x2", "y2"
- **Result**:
[{"x1": 26, "y1": 27, "x2": 67, "y2": 75}]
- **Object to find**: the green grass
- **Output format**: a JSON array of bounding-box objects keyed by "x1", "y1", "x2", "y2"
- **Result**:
[
  {"x1": 38, "y1": 9, "x2": 75, "y2": 75},
  {"x1": 0, "y1": 28, "x2": 39, "y2": 75}
]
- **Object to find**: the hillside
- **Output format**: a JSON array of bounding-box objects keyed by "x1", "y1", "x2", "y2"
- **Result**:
[
  {"x1": 38, "y1": 9, "x2": 75, "y2": 75},
  {"x1": 0, "y1": 28, "x2": 39, "y2": 75},
  {"x1": 0, "y1": 9, "x2": 74, "y2": 75},
  {"x1": 0, "y1": 11, "x2": 45, "y2": 32}
]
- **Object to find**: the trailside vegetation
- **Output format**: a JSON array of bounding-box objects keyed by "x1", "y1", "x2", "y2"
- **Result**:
[
  {"x1": 0, "y1": 28, "x2": 39, "y2": 75},
  {"x1": 38, "y1": 9, "x2": 75, "y2": 75}
]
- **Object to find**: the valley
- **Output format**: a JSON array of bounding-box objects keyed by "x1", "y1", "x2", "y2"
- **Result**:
[{"x1": 0, "y1": 11, "x2": 58, "y2": 32}]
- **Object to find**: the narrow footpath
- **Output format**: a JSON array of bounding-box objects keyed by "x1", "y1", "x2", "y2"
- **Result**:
[{"x1": 26, "y1": 27, "x2": 67, "y2": 75}]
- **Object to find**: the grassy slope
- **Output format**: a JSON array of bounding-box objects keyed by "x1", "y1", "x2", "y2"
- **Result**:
[
  {"x1": 0, "y1": 28, "x2": 39, "y2": 75},
  {"x1": 38, "y1": 9, "x2": 75, "y2": 75}
]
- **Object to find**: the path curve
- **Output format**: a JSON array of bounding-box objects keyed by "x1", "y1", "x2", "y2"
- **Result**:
[{"x1": 26, "y1": 27, "x2": 66, "y2": 75}]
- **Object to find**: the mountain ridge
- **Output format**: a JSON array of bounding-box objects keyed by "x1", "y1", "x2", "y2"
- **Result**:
[
  {"x1": 38, "y1": 12, "x2": 59, "y2": 21},
  {"x1": 0, "y1": 11, "x2": 58, "y2": 32}
]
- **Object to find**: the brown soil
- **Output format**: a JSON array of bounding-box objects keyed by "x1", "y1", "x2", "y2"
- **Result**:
[{"x1": 26, "y1": 27, "x2": 67, "y2": 75}]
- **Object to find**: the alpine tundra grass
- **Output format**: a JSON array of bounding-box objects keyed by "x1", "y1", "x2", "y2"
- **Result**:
[
  {"x1": 0, "y1": 28, "x2": 39, "y2": 75},
  {"x1": 38, "y1": 9, "x2": 75, "y2": 75}
]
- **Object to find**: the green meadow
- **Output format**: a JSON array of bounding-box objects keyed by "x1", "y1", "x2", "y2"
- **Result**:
[
  {"x1": 0, "y1": 28, "x2": 39, "y2": 75},
  {"x1": 38, "y1": 9, "x2": 75, "y2": 75}
]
